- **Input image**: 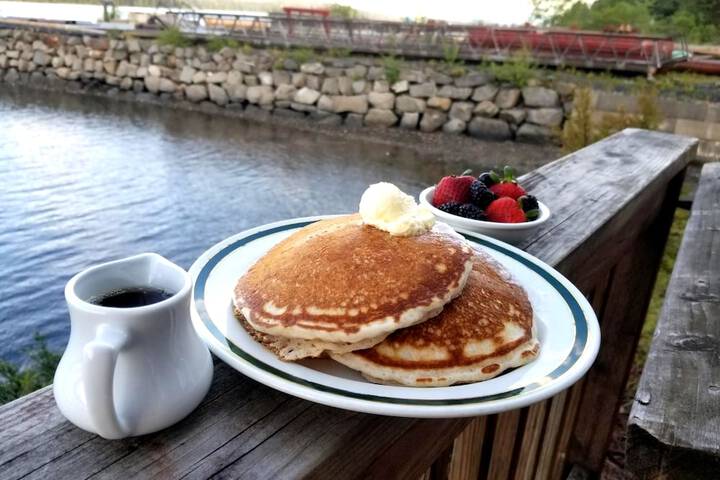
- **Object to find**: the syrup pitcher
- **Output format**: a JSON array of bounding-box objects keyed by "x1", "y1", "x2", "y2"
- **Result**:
[{"x1": 54, "y1": 253, "x2": 213, "y2": 439}]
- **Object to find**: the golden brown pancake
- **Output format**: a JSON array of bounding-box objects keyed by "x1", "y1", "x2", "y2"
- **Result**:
[
  {"x1": 234, "y1": 215, "x2": 474, "y2": 343},
  {"x1": 234, "y1": 307, "x2": 389, "y2": 360},
  {"x1": 330, "y1": 252, "x2": 539, "y2": 386}
]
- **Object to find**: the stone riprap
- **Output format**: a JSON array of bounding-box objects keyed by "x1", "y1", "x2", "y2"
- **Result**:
[{"x1": 0, "y1": 28, "x2": 576, "y2": 143}]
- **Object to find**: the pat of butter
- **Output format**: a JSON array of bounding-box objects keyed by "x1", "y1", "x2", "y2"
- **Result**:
[{"x1": 359, "y1": 182, "x2": 435, "y2": 236}]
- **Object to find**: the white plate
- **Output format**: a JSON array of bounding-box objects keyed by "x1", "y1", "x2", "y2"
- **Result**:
[{"x1": 189, "y1": 216, "x2": 600, "y2": 418}]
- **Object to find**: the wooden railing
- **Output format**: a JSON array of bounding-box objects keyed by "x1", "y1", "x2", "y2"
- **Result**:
[
  {"x1": 626, "y1": 162, "x2": 720, "y2": 479},
  {"x1": 0, "y1": 129, "x2": 697, "y2": 479}
]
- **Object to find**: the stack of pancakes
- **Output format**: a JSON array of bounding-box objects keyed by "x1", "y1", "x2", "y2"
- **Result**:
[{"x1": 234, "y1": 214, "x2": 539, "y2": 387}]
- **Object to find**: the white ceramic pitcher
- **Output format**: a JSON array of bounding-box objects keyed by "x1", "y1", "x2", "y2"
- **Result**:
[{"x1": 54, "y1": 253, "x2": 213, "y2": 439}]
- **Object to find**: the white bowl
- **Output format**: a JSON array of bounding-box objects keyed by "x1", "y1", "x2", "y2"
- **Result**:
[{"x1": 419, "y1": 186, "x2": 551, "y2": 245}]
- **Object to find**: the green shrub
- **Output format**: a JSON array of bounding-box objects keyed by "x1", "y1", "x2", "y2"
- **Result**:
[
  {"x1": 326, "y1": 47, "x2": 352, "y2": 58},
  {"x1": 561, "y1": 87, "x2": 594, "y2": 154},
  {"x1": 382, "y1": 55, "x2": 402, "y2": 84},
  {"x1": 0, "y1": 334, "x2": 61, "y2": 405},
  {"x1": 157, "y1": 27, "x2": 191, "y2": 48},
  {"x1": 241, "y1": 43, "x2": 253, "y2": 55},
  {"x1": 206, "y1": 36, "x2": 239, "y2": 52},
  {"x1": 289, "y1": 47, "x2": 316, "y2": 64},
  {"x1": 561, "y1": 86, "x2": 662, "y2": 153},
  {"x1": 486, "y1": 50, "x2": 537, "y2": 87}
]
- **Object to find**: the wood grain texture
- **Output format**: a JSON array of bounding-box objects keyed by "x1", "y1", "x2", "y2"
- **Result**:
[
  {"x1": 626, "y1": 162, "x2": 720, "y2": 479},
  {"x1": 486, "y1": 410, "x2": 521, "y2": 480},
  {"x1": 0, "y1": 129, "x2": 697, "y2": 480},
  {"x1": 447, "y1": 417, "x2": 486, "y2": 480},
  {"x1": 513, "y1": 401, "x2": 548, "y2": 480}
]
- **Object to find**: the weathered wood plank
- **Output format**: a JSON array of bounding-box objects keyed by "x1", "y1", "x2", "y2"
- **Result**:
[
  {"x1": 0, "y1": 129, "x2": 697, "y2": 479},
  {"x1": 486, "y1": 410, "x2": 521, "y2": 480},
  {"x1": 447, "y1": 417, "x2": 487, "y2": 480},
  {"x1": 513, "y1": 401, "x2": 548, "y2": 480},
  {"x1": 626, "y1": 162, "x2": 720, "y2": 479}
]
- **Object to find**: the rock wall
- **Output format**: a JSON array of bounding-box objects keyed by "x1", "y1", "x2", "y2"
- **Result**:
[{"x1": 0, "y1": 28, "x2": 575, "y2": 142}]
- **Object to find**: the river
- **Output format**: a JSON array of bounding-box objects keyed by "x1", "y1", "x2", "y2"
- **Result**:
[{"x1": 1, "y1": 87, "x2": 552, "y2": 363}]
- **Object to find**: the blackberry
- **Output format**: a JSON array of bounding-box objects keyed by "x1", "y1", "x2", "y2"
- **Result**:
[
  {"x1": 478, "y1": 170, "x2": 500, "y2": 186},
  {"x1": 518, "y1": 195, "x2": 540, "y2": 220},
  {"x1": 469, "y1": 180, "x2": 496, "y2": 208},
  {"x1": 438, "y1": 201, "x2": 462, "y2": 216},
  {"x1": 457, "y1": 203, "x2": 487, "y2": 221}
]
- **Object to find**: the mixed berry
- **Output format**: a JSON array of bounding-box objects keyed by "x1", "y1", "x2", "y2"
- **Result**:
[{"x1": 431, "y1": 166, "x2": 540, "y2": 223}]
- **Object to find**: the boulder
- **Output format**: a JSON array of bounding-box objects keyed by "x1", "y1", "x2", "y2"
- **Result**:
[
  {"x1": 526, "y1": 107, "x2": 563, "y2": 127},
  {"x1": 399, "y1": 70, "x2": 425, "y2": 83},
  {"x1": 144, "y1": 75, "x2": 160, "y2": 93},
  {"x1": 427, "y1": 70, "x2": 453, "y2": 85},
  {"x1": 522, "y1": 86, "x2": 560, "y2": 107},
  {"x1": 321, "y1": 77, "x2": 339, "y2": 95},
  {"x1": 516, "y1": 123, "x2": 555, "y2": 143},
  {"x1": 244, "y1": 75, "x2": 258, "y2": 86},
  {"x1": 225, "y1": 71, "x2": 243, "y2": 86},
  {"x1": 345, "y1": 64, "x2": 367, "y2": 79},
  {"x1": 192, "y1": 71, "x2": 206, "y2": 84},
  {"x1": 419, "y1": 109, "x2": 447, "y2": 132},
  {"x1": 391, "y1": 80, "x2": 409, "y2": 93},
  {"x1": 473, "y1": 100, "x2": 499, "y2": 118},
  {"x1": 499, "y1": 108, "x2": 527, "y2": 125},
  {"x1": 364, "y1": 108, "x2": 398, "y2": 127},
  {"x1": 300, "y1": 62, "x2": 324, "y2": 75},
  {"x1": 449, "y1": 102, "x2": 474, "y2": 122},
  {"x1": 305, "y1": 74, "x2": 321, "y2": 90},
  {"x1": 437, "y1": 85, "x2": 472, "y2": 100},
  {"x1": 495, "y1": 88, "x2": 521, "y2": 109},
  {"x1": 246, "y1": 85, "x2": 274, "y2": 105},
  {"x1": 274, "y1": 84, "x2": 296, "y2": 101},
  {"x1": 208, "y1": 84, "x2": 228, "y2": 105},
  {"x1": 373, "y1": 80, "x2": 390, "y2": 93},
  {"x1": 147, "y1": 65, "x2": 162, "y2": 77},
  {"x1": 119, "y1": 76, "x2": 133, "y2": 90},
  {"x1": 272, "y1": 70, "x2": 290, "y2": 86},
  {"x1": 31, "y1": 50, "x2": 49, "y2": 66},
  {"x1": 399, "y1": 112, "x2": 419, "y2": 129},
  {"x1": 290, "y1": 102, "x2": 316, "y2": 113},
  {"x1": 472, "y1": 84, "x2": 499, "y2": 102},
  {"x1": 185, "y1": 84, "x2": 208, "y2": 102},
  {"x1": 395, "y1": 95, "x2": 426, "y2": 113},
  {"x1": 427, "y1": 96, "x2": 452, "y2": 111},
  {"x1": 226, "y1": 83, "x2": 247, "y2": 102},
  {"x1": 291, "y1": 72, "x2": 306, "y2": 87},
  {"x1": 344, "y1": 113, "x2": 364, "y2": 128},
  {"x1": 352, "y1": 80, "x2": 367, "y2": 94},
  {"x1": 467, "y1": 117, "x2": 511, "y2": 141},
  {"x1": 293, "y1": 87, "x2": 321, "y2": 105},
  {"x1": 337, "y1": 76, "x2": 353, "y2": 95},
  {"x1": 442, "y1": 118, "x2": 467, "y2": 134},
  {"x1": 409, "y1": 82, "x2": 436, "y2": 98},
  {"x1": 368, "y1": 92, "x2": 395, "y2": 109},
  {"x1": 317, "y1": 95, "x2": 334, "y2": 112},
  {"x1": 310, "y1": 111, "x2": 343, "y2": 126},
  {"x1": 179, "y1": 65, "x2": 195, "y2": 83},
  {"x1": 367, "y1": 66, "x2": 385, "y2": 81},
  {"x1": 454, "y1": 71, "x2": 492, "y2": 88},
  {"x1": 332, "y1": 95, "x2": 368, "y2": 114},
  {"x1": 258, "y1": 71, "x2": 273, "y2": 86},
  {"x1": 158, "y1": 78, "x2": 176, "y2": 93}
]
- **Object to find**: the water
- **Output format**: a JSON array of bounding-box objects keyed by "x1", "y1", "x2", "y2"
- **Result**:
[{"x1": 0, "y1": 88, "x2": 484, "y2": 362}]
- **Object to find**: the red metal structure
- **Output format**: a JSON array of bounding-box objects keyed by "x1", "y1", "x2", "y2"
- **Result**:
[
  {"x1": 468, "y1": 26, "x2": 678, "y2": 71},
  {"x1": 282, "y1": 7, "x2": 329, "y2": 36}
]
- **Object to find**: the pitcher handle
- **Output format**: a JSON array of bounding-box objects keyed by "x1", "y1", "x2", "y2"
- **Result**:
[{"x1": 82, "y1": 324, "x2": 130, "y2": 439}]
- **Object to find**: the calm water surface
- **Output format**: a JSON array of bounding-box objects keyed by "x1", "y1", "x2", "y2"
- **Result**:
[{"x1": 0, "y1": 88, "x2": 483, "y2": 362}]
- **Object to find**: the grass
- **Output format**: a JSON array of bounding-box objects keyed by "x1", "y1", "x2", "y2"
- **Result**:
[
  {"x1": 381, "y1": 54, "x2": 402, "y2": 85},
  {"x1": 206, "y1": 36, "x2": 239, "y2": 53},
  {"x1": 0, "y1": 334, "x2": 61, "y2": 406},
  {"x1": 634, "y1": 207, "x2": 689, "y2": 374},
  {"x1": 157, "y1": 27, "x2": 191, "y2": 48}
]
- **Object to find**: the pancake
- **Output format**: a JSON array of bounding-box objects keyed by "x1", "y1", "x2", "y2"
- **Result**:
[
  {"x1": 234, "y1": 307, "x2": 389, "y2": 360},
  {"x1": 234, "y1": 214, "x2": 474, "y2": 344},
  {"x1": 330, "y1": 252, "x2": 540, "y2": 386}
]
